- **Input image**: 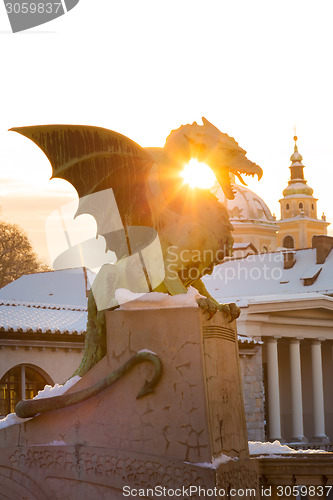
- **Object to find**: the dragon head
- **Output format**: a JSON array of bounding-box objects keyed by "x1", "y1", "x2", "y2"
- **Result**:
[{"x1": 163, "y1": 117, "x2": 262, "y2": 199}]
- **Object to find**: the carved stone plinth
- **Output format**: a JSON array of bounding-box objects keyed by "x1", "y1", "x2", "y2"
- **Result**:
[
  {"x1": 0, "y1": 445, "x2": 260, "y2": 500},
  {"x1": 104, "y1": 307, "x2": 249, "y2": 462},
  {"x1": 0, "y1": 306, "x2": 259, "y2": 498}
]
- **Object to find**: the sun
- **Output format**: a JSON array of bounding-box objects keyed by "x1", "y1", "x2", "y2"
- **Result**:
[{"x1": 181, "y1": 159, "x2": 216, "y2": 189}]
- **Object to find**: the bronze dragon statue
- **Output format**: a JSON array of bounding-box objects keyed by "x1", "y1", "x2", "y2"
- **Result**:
[{"x1": 11, "y1": 118, "x2": 262, "y2": 418}]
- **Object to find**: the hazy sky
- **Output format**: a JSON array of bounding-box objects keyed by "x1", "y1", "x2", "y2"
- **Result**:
[{"x1": 1, "y1": 0, "x2": 332, "y2": 265}]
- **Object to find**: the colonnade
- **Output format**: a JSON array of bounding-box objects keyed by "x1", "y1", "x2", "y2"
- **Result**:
[{"x1": 265, "y1": 337, "x2": 328, "y2": 443}]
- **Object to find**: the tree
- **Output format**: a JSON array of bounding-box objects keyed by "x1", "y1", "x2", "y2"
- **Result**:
[{"x1": 0, "y1": 221, "x2": 47, "y2": 288}]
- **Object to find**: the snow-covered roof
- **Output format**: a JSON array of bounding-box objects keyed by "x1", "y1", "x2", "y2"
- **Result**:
[
  {"x1": 203, "y1": 248, "x2": 333, "y2": 304},
  {"x1": 0, "y1": 268, "x2": 95, "y2": 309},
  {"x1": 0, "y1": 303, "x2": 86, "y2": 334},
  {"x1": 231, "y1": 242, "x2": 258, "y2": 255},
  {"x1": 233, "y1": 242, "x2": 253, "y2": 249},
  {"x1": 0, "y1": 268, "x2": 94, "y2": 335}
]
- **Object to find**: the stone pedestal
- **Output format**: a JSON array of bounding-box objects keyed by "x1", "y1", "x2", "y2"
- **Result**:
[
  {"x1": 0, "y1": 306, "x2": 259, "y2": 499},
  {"x1": 104, "y1": 307, "x2": 249, "y2": 463}
]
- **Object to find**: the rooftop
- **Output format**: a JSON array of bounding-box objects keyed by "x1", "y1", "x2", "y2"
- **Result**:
[
  {"x1": 0, "y1": 268, "x2": 95, "y2": 309},
  {"x1": 0, "y1": 302, "x2": 87, "y2": 335},
  {"x1": 204, "y1": 242, "x2": 333, "y2": 304},
  {"x1": 0, "y1": 268, "x2": 95, "y2": 335}
]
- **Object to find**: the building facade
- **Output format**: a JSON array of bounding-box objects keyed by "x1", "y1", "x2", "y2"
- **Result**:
[
  {"x1": 204, "y1": 235, "x2": 333, "y2": 448},
  {"x1": 0, "y1": 268, "x2": 92, "y2": 417}
]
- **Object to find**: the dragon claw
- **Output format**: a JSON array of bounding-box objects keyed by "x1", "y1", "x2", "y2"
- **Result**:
[
  {"x1": 218, "y1": 303, "x2": 230, "y2": 316},
  {"x1": 218, "y1": 302, "x2": 240, "y2": 322},
  {"x1": 227, "y1": 302, "x2": 241, "y2": 321},
  {"x1": 196, "y1": 297, "x2": 217, "y2": 320},
  {"x1": 196, "y1": 297, "x2": 240, "y2": 322}
]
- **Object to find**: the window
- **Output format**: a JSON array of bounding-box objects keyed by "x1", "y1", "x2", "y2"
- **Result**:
[
  {"x1": 311, "y1": 203, "x2": 314, "y2": 210},
  {"x1": 286, "y1": 203, "x2": 290, "y2": 210},
  {"x1": 283, "y1": 235, "x2": 294, "y2": 249},
  {"x1": 299, "y1": 202, "x2": 303, "y2": 210},
  {"x1": 0, "y1": 365, "x2": 52, "y2": 416}
]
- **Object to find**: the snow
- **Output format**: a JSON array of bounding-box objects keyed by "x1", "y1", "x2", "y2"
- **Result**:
[
  {"x1": 228, "y1": 292, "x2": 333, "y2": 309},
  {"x1": 33, "y1": 375, "x2": 81, "y2": 400},
  {"x1": 0, "y1": 299, "x2": 86, "y2": 311},
  {"x1": 0, "y1": 268, "x2": 94, "y2": 333},
  {"x1": 249, "y1": 440, "x2": 327, "y2": 456},
  {"x1": 0, "y1": 376, "x2": 81, "y2": 429},
  {"x1": 137, "y1": 349, "x2": 157, "y2": 355},
  {"x1": 233, "y1": 242, "x2": 252, "y2": 249},
  {"x1": 0, "y1": 268, "x2": 94, "y2": 308},
  {"x1": 282, "y1": 192, "x2": 314, "y2": 199},
  {"x1": 280, "y1": 214, "x2": 322, "y2": 221},
  {"x1": 0, "y1": 412, "x2": 32, "y2": 430},
  {"x1": 238, "y1": 334, "x2": 262, "y2": 345},
  {"x1": 217, "y1": 184, "x2": 276, "y2": 223},
  {"x1": 204, "y1": 248, "x2": 333, "y2": 303},
  {"x1": 187, "y1": 453, "x2": 236, "y2": 469},
  {"x1": 116, "y1": 286, "x2": 201, "y2": 310},
  {"x1": 0, "y1": 304, "x2": 87, "y2": 334},
  {"x1": 301, "y1": 265, "x2": 322, "y2": 280}
]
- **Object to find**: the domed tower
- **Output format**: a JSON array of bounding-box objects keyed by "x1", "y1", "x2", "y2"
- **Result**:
[
  {"x1": 277, "y1": 135, "x2": 329, "y2": 249},
  {"x1": 219, "y1": 182, "x2": 279, "y2": 254}
]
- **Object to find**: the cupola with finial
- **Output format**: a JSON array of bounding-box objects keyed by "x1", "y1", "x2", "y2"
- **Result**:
[
  {"x1": 282, "y1": 135, "x2": 314, "y2": 198},
  {"x1": 277, "y1": 133, "x2": 329, "y2": 249}
]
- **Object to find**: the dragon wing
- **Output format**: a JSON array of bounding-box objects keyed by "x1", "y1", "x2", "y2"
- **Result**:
[{"x1": 10, "y1": 125, "x2": 155, "y2": 255}]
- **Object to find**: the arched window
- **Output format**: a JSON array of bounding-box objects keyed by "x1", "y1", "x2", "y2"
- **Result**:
[
  {"x1": 0, "y1": 365, "x2": 52, "y2": 417},
  {"x1": 298, "y1": 202, "x2": 303, "y2": 210},
  {"x1": 283, "y1": 235, "x2": 294, "y2": 249},
  {"x1": 286, "y1": 203, "x2": 290, "y2": 210},
  {"x1": 311, "y1": 203, "x2": 314, "y2": 210}
]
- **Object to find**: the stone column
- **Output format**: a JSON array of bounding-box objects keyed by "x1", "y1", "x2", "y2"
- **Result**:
[
  {"x1": 266, "y1": 337, "x2": 282, "y2": 441},
  {"x1": 311, "y1": 340, "x2": 328, "y2": 442},
  {"x1": 289, "y1": 338, "x2": 306, "y2": 442}
]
